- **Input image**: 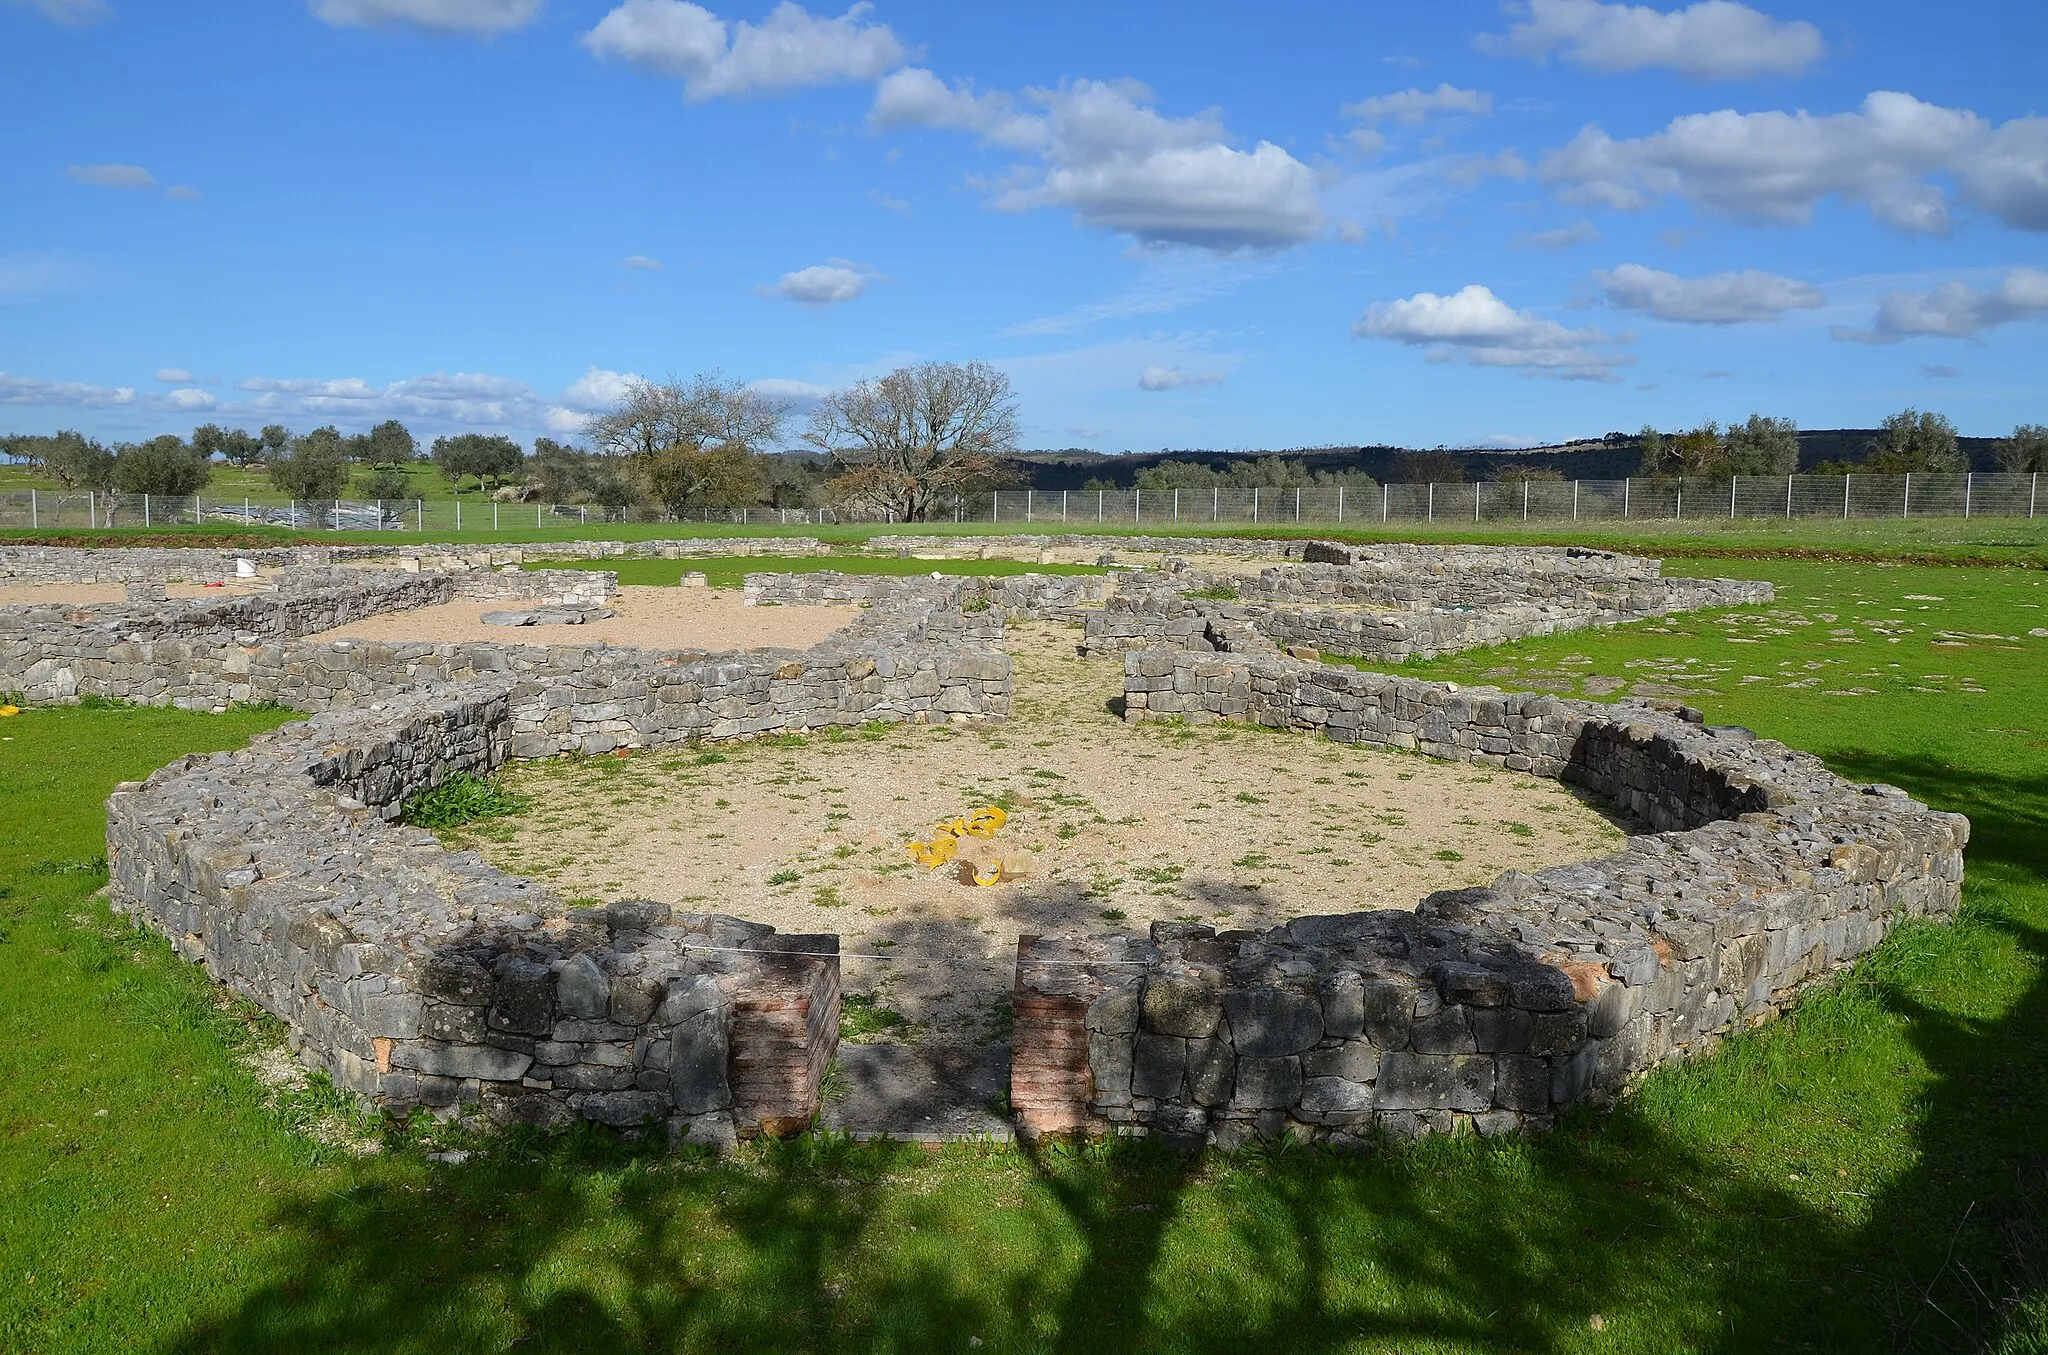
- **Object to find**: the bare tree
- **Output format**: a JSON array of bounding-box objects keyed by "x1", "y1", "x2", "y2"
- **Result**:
[
  {"x1": 585, "y1": 373, "x2": 785, "y2": 518},
  {"x1": 804, "y1": 361, "x2": 1019, "y2": 520},
  {"x1": 1993, "y1": 423, "x2": 2047, "y2": 473}
]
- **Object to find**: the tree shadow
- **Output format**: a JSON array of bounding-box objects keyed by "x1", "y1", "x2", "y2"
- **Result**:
[{"x1": 156, "y1": 753, "x2": 2048, "y2": 1353}]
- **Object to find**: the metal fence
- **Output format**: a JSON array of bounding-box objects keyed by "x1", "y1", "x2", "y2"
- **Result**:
[
  {"x1": 988, "y1": 474, "x2": 2043, "y2": 526},
  {"x1": 1, "y1": 473, "x2": 2039, "y2": 532}
]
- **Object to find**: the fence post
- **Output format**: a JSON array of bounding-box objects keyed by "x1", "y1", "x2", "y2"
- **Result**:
[
  {"x1": 1252, "y1": 487, "x2": 1259, "y2": 521},
  {"x1": 89, "y1": 490, "x2": 95, "y2": 529},
  {"x1": 1473, "y1": 482, "x2": 1480, "y2": 521},
  {"x1": 1134, "y1": 488, "x2": 1141, "y2": 523},
  {"x1": 144, "y1": 493, "x2": 150, "y2": 527},
  {"x1": 1730, "y1": 477, "x2": 1737, "y2": 519},
  {"x1": 1965, "y1": 472, "x2": 1973, "y2": 518},
  {"x1": 1295, "y1": 487, "x2": 1301, "y2": 522},
  {"x1": 28, "y1": 488, "x2": 35, "y2": 528},
  {"x1": 1903, "y1": 473, "x2": 1911, "y2": 518},
  {"x1": 455, "y1": 499, "x2": 461, "y2": 531},
  {"x1": 416, "y1": 499, "x2": 423, "y2": 531},
  {"x1": 2032, "y1": 471, "x2": 2039, "y2": 519},
  {"x1": 494, "y1": 502, "x2": 499, "y2": 530},
  {"x1": 1785, "y1": 475, "x2": 1793, "y2": 518},
  {"x1": 1383, "y1": 483, "x2": 1389, "y2": 523},
  {"x1": 1098, "y1": 490, "x2": 1104, "y2": 523},
  {"x1": 1427, "y1": 482, "x2": 1434, "y2": 522},
  {"x1": 1026, "y1": 488, "x2": 1033, "y2": 522},
  {"x1": 1338, "y1": 485, "x2": 1345, "y2": 522},
  {"x1": 1573, "y1": 481, "x2": 1579, "y2": 520},
  {"x1": 1173, "y1": 488, "x2": 1180, "y2": 522},
  {"x1": 1523, "y1": 479, "x2": 1529, "y2": 521},
  {"x1": 1843, "y1": 475, "x2": 1850, "y2": 520},
  {"x1": 1623, "y1": 478, "x2": 1630, "y2": 518},
  {"x1": 1676, "y1": 483, "x2": 1682, "y2": 520},
  {"x1": 539, "y1": 503, "x2": 544, "y2": 528},
  {"x1": 1063, "y1": 489, "x2": 1069, "y2": 522},
  {"x1": 1213, "y1": 487, "x2": 1219, "y2": 521}
]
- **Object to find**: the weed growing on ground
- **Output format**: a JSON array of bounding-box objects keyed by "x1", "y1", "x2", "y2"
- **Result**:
[{"x1": 400, "y1": 772, "x2": 531, "y2": 830}]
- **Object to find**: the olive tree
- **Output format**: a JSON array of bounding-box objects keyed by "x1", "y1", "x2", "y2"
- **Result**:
[
  {"x1": 430, "y1": 433, "x2": 524, "y2": 493},
  {"x1": 39, "y1": 431, "x2": 117, "y2": 491},
  {"x1": 266, "y1": 426, "x2": 351, "y2": 501},
  {"x1": 113, "y1": 434, "x2": 213, "y2": 497},
  {"x1": 1994, "y1": 423, "x2": 2046, "y2": 473},
  {"x1": 1867, "y1": 408, "x2": 1965, "y2": 474},
  {"x1": 1719, "y1": 414, "x2": 1799, "y2": 476},
  {"x1": 804, "y1": 361, "x2": 1018, "y2": 520}
]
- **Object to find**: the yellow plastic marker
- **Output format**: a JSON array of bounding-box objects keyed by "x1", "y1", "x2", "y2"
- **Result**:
[
  {"x1": 963, "y1": 806, "x2": 1007, "y2": 837},
  {"x1": 0, "y1": 705, "x2": 18, "y2": 718}
]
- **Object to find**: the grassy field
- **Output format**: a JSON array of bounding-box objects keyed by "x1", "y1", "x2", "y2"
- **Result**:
[
  {"x1": 4, "y1": 513, "x2": 2046, "y2": 569},
  {"x1": 1, "y1": 554, "x2": 2044, "y2": 1352},
  {"x1": 0, "y1": 460, "x2": 461, "y2": 501}
]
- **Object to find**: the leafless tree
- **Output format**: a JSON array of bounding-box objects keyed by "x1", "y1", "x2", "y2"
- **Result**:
[
  {"x1": 584, "y1": 373, "x2": 787, "y2": 517},
  {"x1": 804, "y1": 361, "x2": 1019, "y2": 520}
]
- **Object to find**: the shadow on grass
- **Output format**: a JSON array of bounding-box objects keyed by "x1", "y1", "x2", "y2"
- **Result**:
[{"x1": 158, "y1": 759, "x2": 2048, "y2": 1353}]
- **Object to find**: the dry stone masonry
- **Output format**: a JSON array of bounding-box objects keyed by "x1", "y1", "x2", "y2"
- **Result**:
[{"x1": 3, "y1": 538, "x2": 1970, "y2": 1151}]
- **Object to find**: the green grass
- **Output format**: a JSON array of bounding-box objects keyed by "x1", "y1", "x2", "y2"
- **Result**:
[
  {"x1": 1, "y1": 555, "x2": 2045, "y2": 1351},
  {"x1": 3, "y1": 513, "x2": 2045, "y2": 569},
  {"x1": 399, "y1": 771, "x2": 531, "y2": 830},
  {"x1": 520, "y1": 553, "x2": 1107, "y2": 590}
]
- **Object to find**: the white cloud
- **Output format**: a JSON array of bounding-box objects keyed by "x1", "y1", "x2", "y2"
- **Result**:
[
  {"x1": 1513, "y1": 219, "x2": 1600, "y2": 249},
  {"x1": 165, "y1": 388, "x2": 217, "y2": 411},
  {"x1": 872, "y1": 71, "x2": 1322, "y2": 250},
  {"x1": 1831, "y1": 267, "x2": 2048, "y2": 343},
  {"x1": 558, "y1": 366, "x2": 639, "y2": 410},
  {"x1": 0, "y1": 373, "x2": 137, "y2": 408},
  {"x1": 6, "y1": 0, "x2": 110, "y2": 25},
  {"x1": 1137, "y1": 364, "x2": 1226, "y2": 391},
  {"x1": 1592, "y1": 262, "x2": 1824, "y2": 322},
  {"x1": 1541, "y1": 92, "x2": 2048, "y2": 235},
  {"x1": 309, "y1": 0, "x2": 540, "y2": 34},
  {"x1": 621, "y1": 253, "x2": 663, "y2": 269},
  {"x1": 866, "y1": 187, "x2": 911, "y2": 214},
  {"x1": 155, "y1": 368, "x2": 194, "y2": 383},
  {"x1": 1353, "y1": 283, "x2": 1633, "y2": 380},
  {"x1": 65, "y1": 163, "x2": 156, "y2": 190},
  {"x1": 583, "y1": 1, "x2": 904, "y2": 100},
  {"x1": 1478, "y1": 0, "x2": 1824, "y2": 79},
  {"x1": 1342, "y1": 84, "x2": 1492, "y2": 127},
  {"x1": 761, "y1": 260, "x2": 879, "y2": 306}
]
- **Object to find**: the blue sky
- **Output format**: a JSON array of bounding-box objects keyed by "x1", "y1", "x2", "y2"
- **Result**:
[{"x1": 3, "y1": 0, "x2": 2044, "y2": 450}]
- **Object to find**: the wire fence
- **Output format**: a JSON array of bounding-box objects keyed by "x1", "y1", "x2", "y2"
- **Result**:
[
  {"x1": 986, "y1": 474, "x2": 2043, "y2": 526},
  {"x1": 0, "y1": 473, "x2": 2039, "y2": 532}
]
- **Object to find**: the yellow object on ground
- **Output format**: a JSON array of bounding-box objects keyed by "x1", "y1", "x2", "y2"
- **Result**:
[
  {"x1": 0, "y1": 705, "x2": 19, "y2": 718},
  {"x1": 907, "y1": 805, "x2": 1009, "y2": 870}
]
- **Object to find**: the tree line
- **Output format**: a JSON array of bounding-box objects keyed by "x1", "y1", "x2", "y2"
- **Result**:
[{"x1": 3, "y1": 387, "x2": 2043, "y2": 517}]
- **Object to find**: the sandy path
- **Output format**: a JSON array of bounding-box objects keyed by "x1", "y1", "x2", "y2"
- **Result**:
[
  {"x1": 459, "y1": 619, "x2": 1627, "y2": 1049},
  {"x1": 306, "y1": 585, "x2": 860, "y2": 651}
]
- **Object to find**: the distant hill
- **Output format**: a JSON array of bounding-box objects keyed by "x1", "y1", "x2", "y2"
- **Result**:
[{"x1": 1007, "y1": 431, "x2": 2014, "y2": 488}]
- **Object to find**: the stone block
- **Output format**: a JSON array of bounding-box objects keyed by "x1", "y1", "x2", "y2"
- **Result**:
[
  {"x1": 1229, "y1": 1056, "x2": 1303, "y2": 1110},
  {"x1": 487, "y1": 959, "x2": 555, "y2": 1036},
  {"x1": 1221, "y1": 987, "x2": 1323, "y2": 1058},
  {"x1": 1373, "y1": 1052, "x2": 1494, "y2": 1111},
  {"x1": 1131, "y1": 1032, "x2": 1189, "y2": 1099},
  {"x1": 393, "y1": 1042, "x2": 533, "y2": 1082},
  {"x1": 1141, "y1": 977, "x2": 1221, "y2": 1039}
]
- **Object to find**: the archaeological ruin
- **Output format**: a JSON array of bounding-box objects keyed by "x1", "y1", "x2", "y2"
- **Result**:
[{"x1": 0, "y1": 537, "x2": 1968, "y2": 1150}]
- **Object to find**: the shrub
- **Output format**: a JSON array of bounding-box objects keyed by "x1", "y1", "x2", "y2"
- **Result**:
[{"x1": 400, "y1": 772, "x2": 530, "y2": 829}]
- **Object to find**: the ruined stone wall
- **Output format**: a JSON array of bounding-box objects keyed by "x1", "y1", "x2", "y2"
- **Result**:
[
  {"x1": 105, "y1": 683, "x2": 838, "y2": 1146},
  {"x1": 742, "y1": 568, "x2": 1109, "y2": 622},
  {"x1": 1009, "y1": 654, "x2": 1967, "y2": 1147},
  {"x1": 1083, "y1": 563, "x2": 1771, "y2": 663}
]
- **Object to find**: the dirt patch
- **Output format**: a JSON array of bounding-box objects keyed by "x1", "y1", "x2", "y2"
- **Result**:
[
  {"x1": 304, "y1": 585, "x2": 860, "y2": 651},
  {"x1": 458, "y1": 619, "x2": 1628, "y2": 1049}
]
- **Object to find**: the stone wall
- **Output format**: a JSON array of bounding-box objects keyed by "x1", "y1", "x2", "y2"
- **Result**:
[
  {"x1": 105, "y1": 683, "x2": 838, "y2": 1145},
  {"x1": 1083, "y1": 560, "x2": 1771, "y2": 663},
  {"x1": 742, "y1": 568, "x2": 1110, "y2": 622},
  {"x1": 1008, "y1": 653, "x2": 1968, "y2": 1147}
]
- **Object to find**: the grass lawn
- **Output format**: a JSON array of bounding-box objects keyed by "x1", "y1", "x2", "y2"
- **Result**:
[
  {"x1": 2, "y1": 513, "x2": 2046, "y2": 570},
  {"x1": 1, "y1": 556, "x2": 2044, "y2": 1352},
  {"x1": 523, "y1": 553, "x2": 1109, "y2": 590}
]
